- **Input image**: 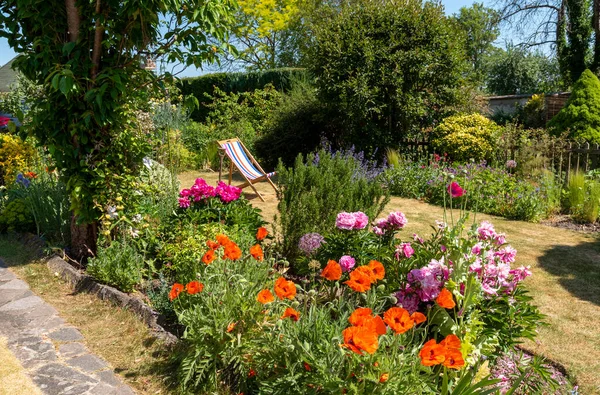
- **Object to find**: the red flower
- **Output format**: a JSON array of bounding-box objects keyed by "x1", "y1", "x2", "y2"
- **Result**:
[
  {"x1": 169, "y1": 283, "x2": 184, "y2": 301},
  {"x1": 281, "y1": 307, "x2": 300, "y2": 321},
  {"x1": 186, "y1": 281, "x2": 204, "y2": 295},
  {"x1": 250, "y1": 244, "x2": 264, "y2": 261},
  {"x1": 256, "y1": 227, "x2": 268, "y2": 241},
  {"x1": 447, "y1": 182, "x2": 465, "y2": 198}
]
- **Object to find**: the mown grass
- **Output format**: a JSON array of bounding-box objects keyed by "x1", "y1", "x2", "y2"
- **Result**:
[
  {"x1": 181, "y1": 171, "x2": 600, "y2": 394},
  {"x1": 0, "y1": 236, "x2": 179, "y2": 395},
  {"x1": 0, "y1": 336, "x2": 42, "y2": 395}
]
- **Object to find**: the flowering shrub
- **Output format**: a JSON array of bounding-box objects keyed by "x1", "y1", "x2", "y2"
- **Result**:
[
  {"x1": 170, "y1": 205, "x2": 564, "y2": 393},
  {"x1": 0, "y1": 133, "x2": 38, "y2": 186},
  {"x1": 176, "y1": 178, "x2": 264, "y2": 232}
]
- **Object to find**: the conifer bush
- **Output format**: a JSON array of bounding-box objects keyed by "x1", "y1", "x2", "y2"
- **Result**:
[{"x1": 548, "y1": 69, "x2": 600, "y2": 144}]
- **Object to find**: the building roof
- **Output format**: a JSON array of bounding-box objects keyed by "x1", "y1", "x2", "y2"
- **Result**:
[{"x1": 0, "y1": 57, "x2": 18, "y2": 93}]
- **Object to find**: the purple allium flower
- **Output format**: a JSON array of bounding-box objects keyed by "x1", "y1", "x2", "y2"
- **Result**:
[
  {"x1": 505, "y1": 160, "x2": 517, "y2": 169},
  {"x1": 336, "y1": 212, "x2": 356, "y2": 230},
  {"x1": 298, "y1": 233, "x2": 325, "y2": 256},
  {"x1": 339, "y1": 255, "x2": 356, "y2": 272}
]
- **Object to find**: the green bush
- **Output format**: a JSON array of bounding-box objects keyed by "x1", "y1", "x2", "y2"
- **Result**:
[
  {"x1": 430, "y1": 114, "x2": 501, "y2": 162},
  {"x1": 25, "y1": 173, "x2": 70, "y2": 246},
  {"x1": 276, "y1": 149, "x2": 389, "y2": 270},
  {"x1": 179, "y1": 68, "x2": 308, "y2": 122},
  {"x1": 254, "y1": 81, "x2": 337, "y2": 169},
  {"x1": 548, "y1": 69, "x2": 600, "y2": 144},
  {"x1": 581, "y1": 180, "x2": 600, "y2": 223},
  {"x1": 87, "y1": 239, "x2": 144, "y2": 292},
  {"x1": 0, "y1": 196, "x2": 35, "y2": 232},
  {"x1": 309, "y1": 0, "x2": 466, "y2": 149}
]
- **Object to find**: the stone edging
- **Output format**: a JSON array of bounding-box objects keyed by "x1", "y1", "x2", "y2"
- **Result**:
[{"x1": 46, "y1": 255, "x2": 178, "y2": 345}]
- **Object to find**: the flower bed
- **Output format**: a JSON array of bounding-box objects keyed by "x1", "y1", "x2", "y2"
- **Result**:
[{"x1": 166, "y1": 199, "x2": 572, "y2": 393}]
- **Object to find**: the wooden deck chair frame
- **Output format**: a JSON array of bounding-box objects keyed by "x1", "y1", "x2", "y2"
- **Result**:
[{"x1": 217, "y1": 138, "x2": 278, "y2": 202}]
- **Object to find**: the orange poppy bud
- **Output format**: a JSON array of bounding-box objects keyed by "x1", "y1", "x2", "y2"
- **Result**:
[
  {"x1": 379, "y1": 373, "x2": 389, "y2": 383},
  {"x1": 227, "y1": 322, "x2": 236, "y2": 333}
]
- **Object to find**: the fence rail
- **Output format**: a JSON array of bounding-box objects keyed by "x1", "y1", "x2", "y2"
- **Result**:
[{"x1": 396, "y1": 138, "x2": 600, "y2": 178}]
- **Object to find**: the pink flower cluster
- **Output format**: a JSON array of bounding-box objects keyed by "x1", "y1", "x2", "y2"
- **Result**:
[
  {"x1": 395, "y1": 242, "x2": 414, "y2": 259},
  {"x1": 178, "y1": 178, "x2": 242, "y2": 208},
  {"x1": 335, "y1": 211, "x2": 369, "y2": 230},
  {"x1": 373, "y1": 211, "x2": 408, "y2": 235},
  {"x1": 468, "y1": 222, "x2": 530, "y2": 295},
  {"x1": 339, "y1": 255, "x2": 356, "y2": 272},
  {"x1": 476, "y1": 221, "x2": 506, "y2": 245},
  {"x1": 395, "y1": 257, "x2": 452, "y2": 313}
]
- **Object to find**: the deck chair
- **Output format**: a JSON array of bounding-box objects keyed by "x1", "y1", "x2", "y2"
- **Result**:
[{"x1": 217, "y1": 138, "x2": 278, "y2": 202}]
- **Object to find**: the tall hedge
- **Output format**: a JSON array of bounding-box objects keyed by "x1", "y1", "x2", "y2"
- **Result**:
[
  {"x1": 179, "y1": 68, "x2": 309, "y2": 121},
  {"x1": 548, "y1": 69, "x2": 600, "y2": 144}
]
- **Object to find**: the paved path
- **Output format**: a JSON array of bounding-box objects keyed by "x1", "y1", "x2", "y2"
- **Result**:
[{"x1": 0, "y1": 259, "x2": 135, "y2": 395}]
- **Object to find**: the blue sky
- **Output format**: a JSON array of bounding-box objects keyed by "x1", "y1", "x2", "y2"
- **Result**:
[{"x1": 0, "y1": 0, "x2": 488, "y2": 76}]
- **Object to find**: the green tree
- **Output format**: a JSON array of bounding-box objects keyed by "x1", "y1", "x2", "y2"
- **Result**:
[
  {"x1": 453, "y1": 2, "x2": 500, "y2": 86},
  {"x1": 309, "y1": 0, "x2": 467, "y2": 150},
  {"x1": 484, "y1": 46, "x2": 562, "y2": 95},
  {"x1": 548, "y1": 68, "x2": 600, "y2": 143},
  {"x1": 0, "y1": 1, "x2": 235, "y2": 258}
]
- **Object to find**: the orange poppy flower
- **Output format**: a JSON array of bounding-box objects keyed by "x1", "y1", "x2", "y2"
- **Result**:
[
  {"x1": 440, "y1": 334, "x2": 461, "y2": 350},
  {"x1": 363, "y1": 315, "x2": 387, "y2": 336},
  {"x1": 227, "y1": 322, "x2": 236, "y2": 333},
  {"x1": 341, "y1": 326, "x2": 379, "y2": 355},
  {"x1": 169, "y1": 283, "x2": 184, "y2": 301},
  {"x1": 216, "y1": 234, "x2": 231, "y2": 246},
  {"x1": 202, "y1": 249, "x2": 215, "y2": 265},
  {"x1": 274, "y1": 277, "x2": 297, "y2": 300},
  {"x1": 411, "y1": 312, "x2": 427, "y2": 325},
  {"x1": 321, "y1": 260, "x2": 342, "y2": 281},
  {"x1": 419, "y1": 339, "x2": 446, "y2": 366},
  {"x1": 344, "y1": 269, "x2": 372, "y2": 292},
  {"x1": 281, "y1": 307, "x2": 300, "y2": 321},
  {"x1": 368, "y1": 260, "x2": 385, "y2": 281},
  {"x1": 348, "y1": 307, "x2": 373, "y2": 326},
  {"x1": 256, "y1": 227, "x2": 268, "y2": 241},
  {"x1": 250, "y1": 244, "x2": 264, "y2": 261},
  {"x1": 355, "y1": 265, "x2": 376, "y2": 282},
  {"x1": 206, "y1": 240, "x2": 220, "y2": 250},
  {"x1": 257, "y1": 289, "x2": 275, "y2": 304},
  {"x1": 383, "y1": 307, "x2": 414, "y2": 334},
  {"x1": 224, "y1": 242, "x2": 242, "y2": 260},
  {"x1": 443, "y1": 349, "x2": 465, "y2": 370},
  {"x1": 186, "y1": 281, "x2": 204, "y2": 295},
  {"x1": 436, "y1": 288, "x2": 456, "y2": 309},
  {"x1": 379, "y1": 373, "x2": 389, "y2": 383}
]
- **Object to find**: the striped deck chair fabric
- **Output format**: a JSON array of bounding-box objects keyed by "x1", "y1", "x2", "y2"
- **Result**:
[
  {"x1": 218, "y1": 138, "x2": 278, "y2": 201},
  {"x1": 221, "y1": 140, "x2": 275, "y2": 181}
]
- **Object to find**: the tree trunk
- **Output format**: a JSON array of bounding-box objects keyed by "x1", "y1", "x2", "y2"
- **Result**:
[
  {"x1": 593, "y1": 0, "x2": 600, "y2": 73},
  {"x1": 70, "y1": 215, "x2": 97, "y2": 263},
  {"x1": 65, "y1": 0, "x2": 80, "y2": 42}
]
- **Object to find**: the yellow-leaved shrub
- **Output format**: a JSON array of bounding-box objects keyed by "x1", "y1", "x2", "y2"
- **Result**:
[
  {"x1": 0, "y1": 134, "x2": 38, "y2": 185},
  {"x1": 430, "y1": 114, "x2": 501, "y2": 162}
]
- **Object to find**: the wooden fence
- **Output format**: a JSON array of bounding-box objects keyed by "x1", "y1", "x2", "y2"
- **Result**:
[{"x1": 397, "y1": 138, "x2": 600, "y2": 179}]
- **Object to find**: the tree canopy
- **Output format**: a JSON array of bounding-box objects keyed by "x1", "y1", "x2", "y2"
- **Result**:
[{"x1": 0, "y1": 0, "x2": 235, "y2": 257}]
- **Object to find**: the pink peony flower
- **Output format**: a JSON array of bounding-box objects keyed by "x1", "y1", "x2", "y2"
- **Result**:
[
  {"x1": 215, "y1": 181, "x2": 241, "y2": 203},
  {"x1": 353, "y1": 211, "x2": 369, "y2": 230},
  {"x1": 471, "y1": 243, "x2": 483, "y2": 255},
  {"x1": 477, "y1": 221, "x2": 497, "y2": 241},
  {"x1": 447, "y1": 181, "x2": 465, "y2": 198},
  {"x1": 373, "y1": 226, "x2": 385, "y2": 236},
  {"x1": 386, "y1": 211, "x2": 407, "y2": 229},
  {"x1": 178, "y1": 197, "x2": 191, "y2": 208},
  {"x1": 339, "y1": 255, "x2": 356, "y2": 272},
  {"x1": 395, "y1": 242, "x2": 414, "y2": 259},
  {"x1": 336, "y1": 212, "x2": 356, "y2": 230},
  {"x1": 179, "y1": 188, "x2": 192, "y2": 197}
]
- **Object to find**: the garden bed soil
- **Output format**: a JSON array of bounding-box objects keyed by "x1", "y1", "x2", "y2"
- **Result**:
[{"x1": 540, "y1": 215, "x2": 600, "y2": 234}]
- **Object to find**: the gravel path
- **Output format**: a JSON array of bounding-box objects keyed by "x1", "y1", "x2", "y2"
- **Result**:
[{"x1": 0, "y1": 259, "x2": 135, "y2": 395}]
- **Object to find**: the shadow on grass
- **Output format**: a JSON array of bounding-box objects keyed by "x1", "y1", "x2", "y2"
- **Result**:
[
  {"x1": 538, "y1": 235, "x2": 600, "y2": 306},
  {"x1": 0, "y1": 234, "x2": 43, "y2": 267}
]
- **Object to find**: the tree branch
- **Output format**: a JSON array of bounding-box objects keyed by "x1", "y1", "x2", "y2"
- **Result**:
[
  {"x1": 65, "y1": 0, "x2": 80, "y2": 42},
  {"x1": 91, "y1": 0, "x2": 103, "y2": 79}
]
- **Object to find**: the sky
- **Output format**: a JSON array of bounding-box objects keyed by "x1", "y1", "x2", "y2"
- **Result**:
[{"x1": 0, "y1": 0, "x2": 489, "y2": 76}]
